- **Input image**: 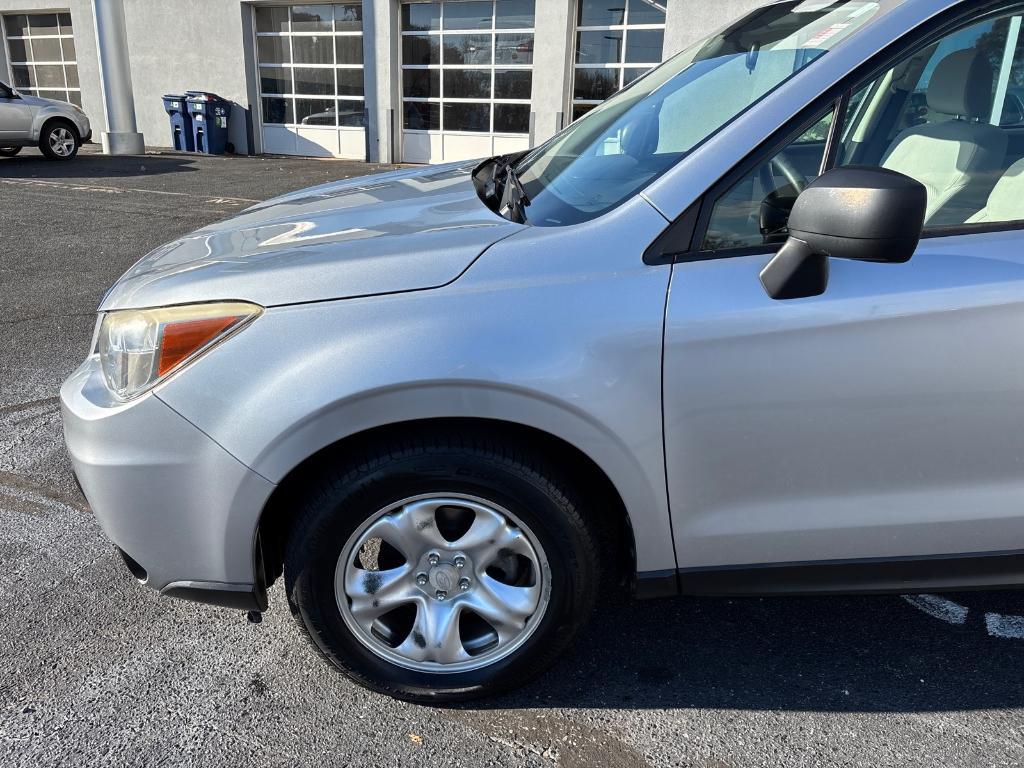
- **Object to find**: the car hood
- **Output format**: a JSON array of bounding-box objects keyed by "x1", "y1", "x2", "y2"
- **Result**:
[
  {"x1": 99, "y1": 161, "x2": 522, "y2": 311},
  {"x1": 19, "y1": 94, "x2": 72, "y2": 110}
]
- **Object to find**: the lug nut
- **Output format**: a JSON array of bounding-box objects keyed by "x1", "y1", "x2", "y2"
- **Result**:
[
  {"x1": 435, "y1": 590, "x2": 447, "y2": 600},
  {"x1": 458, "y1": 578, "x2": 471, "y2": 591},
  {"x1": 416, "y1": 573, "x2": 428, "y2": 586},
  {"x1": 454, "y1": 556, "x2": 466, "y2": 568},
  {"x1": 427, "y1": 553, "x2": 440, "y2": 566}
]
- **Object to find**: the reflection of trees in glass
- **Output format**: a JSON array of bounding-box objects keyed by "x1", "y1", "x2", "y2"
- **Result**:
[
  {"x1": 574, "y1": 69, "x2": 619, "y2": 101},
  {"x1": 442, "y1": 35, "x2": 492, "y2": 65},
  {"x1": 403, "y1": 36, "x2": 439, "y2": 66},
  {"x1": 795, "y1": 112, "x2": 833, "y2": 144},
  {"x1": 978, "y1": 17, "x2": 1024, "y2": 88}
]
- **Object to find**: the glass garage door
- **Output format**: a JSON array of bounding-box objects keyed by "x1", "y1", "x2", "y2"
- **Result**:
[
  {"x1": 255, "y1": 4, "x2": 366, "y2": 158},
  {"x1": 401, "y1": 0, "x2": 535, "y2": 164},
  {"x1": 571, "y1": 0, "x2": 667, "y2": 121},
  {"x1": 2, "y1": 12, "x2": 80, "y2": 106}
]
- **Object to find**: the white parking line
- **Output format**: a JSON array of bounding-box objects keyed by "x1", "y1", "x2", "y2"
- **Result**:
[
  {"x1": 985, "y1": 612, "x2": 1024, "y2": 639},
  {"x1": 901, "y1": 594, "x2": 969, "y2": 625},
  {"x1": 902, "y1": 593, "x2": 1024, "y2": 639},
  {"x1": 0, "y1": 177, "x2": 259, "y2": 205}
]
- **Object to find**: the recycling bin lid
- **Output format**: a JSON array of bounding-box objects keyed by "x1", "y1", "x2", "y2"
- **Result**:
[
  {"x1": 163, "y1": 93, "x2": 186, "y2": 99},
  {"x1": 185, "y1": 91, "x2": 228, "y2": 103}
]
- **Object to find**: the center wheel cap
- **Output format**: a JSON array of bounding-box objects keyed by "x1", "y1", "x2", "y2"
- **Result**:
[{"x1": 428, "y1": 564, "x2": 460, "y2": 594}]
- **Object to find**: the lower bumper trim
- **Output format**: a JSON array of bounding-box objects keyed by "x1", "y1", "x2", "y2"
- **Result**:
[{"x1": 161, "y1": 581, "x2": 268, "y2": 612}]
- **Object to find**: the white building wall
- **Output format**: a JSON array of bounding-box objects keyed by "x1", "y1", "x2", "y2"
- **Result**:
[
  {"x1": 664, "y1": 0, "x2": 766, "y2": 57},
  {"x1": 121, "y1": 0, "x2": 254, "y2": 154},
  {"x1": 365, "y1": 0, "x2": 400, "y2": 162},
  {"x1": 530, "y1": 0, "x2": 573, "y2": 143}
]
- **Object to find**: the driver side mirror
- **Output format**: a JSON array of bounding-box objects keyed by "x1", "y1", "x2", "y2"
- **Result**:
[
  {"x1": 0, "y1": 85, "x2": 18, "y2": 100},
  {"x1": 760, "y1": 166, "x2": 927, "y2": 300}
]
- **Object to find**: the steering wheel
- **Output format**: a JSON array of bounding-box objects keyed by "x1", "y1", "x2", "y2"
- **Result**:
[{"x1": 767, "y1": 151, "x2": 810, "y2": 195}]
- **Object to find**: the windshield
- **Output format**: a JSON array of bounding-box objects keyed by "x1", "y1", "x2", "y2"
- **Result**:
[{"x1": 512, "y1": 0, "x2": 883, "y2": 226}]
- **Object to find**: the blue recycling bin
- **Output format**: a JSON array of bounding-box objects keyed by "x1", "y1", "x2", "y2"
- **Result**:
[
  {"x1": 186, "y1": 91, "x2": 231, "y2": 155},
  {"x1": 161, "y1": 94, "x2": 194, "y2": 152}
]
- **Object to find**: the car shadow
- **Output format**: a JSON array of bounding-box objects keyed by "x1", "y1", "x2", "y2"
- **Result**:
[
  {"x1": 472, "y1": 589, "x2": 1024, "y2": 712},
  {"x1": 0, "y1": 149, "x2": 200, "y2": 179}
]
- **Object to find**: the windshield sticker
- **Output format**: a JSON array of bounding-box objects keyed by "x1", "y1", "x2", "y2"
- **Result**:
[{"x1": 803, "y1": 23, "x2": 851, "y2": 48}]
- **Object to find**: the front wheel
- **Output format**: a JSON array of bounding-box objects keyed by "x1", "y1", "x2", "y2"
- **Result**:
[
  {"x1": 284, "y1": 434, "x2": 600, "y2": 702},
  {"x1": 39, "y1": 122, "x2": 79, "y2": 160}
]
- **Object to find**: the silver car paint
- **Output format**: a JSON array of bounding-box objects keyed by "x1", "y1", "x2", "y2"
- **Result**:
[
  {"x1": 61, "y1": 0, "x2": 1000, "y2": 597},
  {"x1": 153, "y1": 194, "x2": 678, "y2": 578},
  {"x1": 665, "y1": 229, "x2": 1024, "y2": 568},
  {"x1": 0, "y1": 88, "x2": 90, "y2": 144},
  {"x1": 60, "y1": 362, "x2": 273, "y2": 589},
  {"x1": 100, "y1": 161, "x2": 523, "y2": 310}
]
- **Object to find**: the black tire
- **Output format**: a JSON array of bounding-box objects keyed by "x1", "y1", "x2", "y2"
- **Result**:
[
  {"x1": 284, "y1": 432, "x2": 600, "y2": 703},
  {"x1": 38, "y1": 121, "x2": 79, "y2": 160},
  {"x1": 0, "y1": 146, "x2": 21, "y2": 157}
]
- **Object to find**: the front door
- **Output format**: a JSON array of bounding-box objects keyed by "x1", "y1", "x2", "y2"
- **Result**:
[
  {"x1": 663, "y1": 5, "x2": 1024, "y2": 573},
  {"x1": 0, "y1": 85, "x2": 34, "y2": 141}
]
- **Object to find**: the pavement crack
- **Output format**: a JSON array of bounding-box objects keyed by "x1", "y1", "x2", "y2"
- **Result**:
[
  {"x1": 0, "y1": 470, "x2": 89, "y2": 513},
  {"x1": 0, "y1": 396, "x2": 60, "y2": 417}
]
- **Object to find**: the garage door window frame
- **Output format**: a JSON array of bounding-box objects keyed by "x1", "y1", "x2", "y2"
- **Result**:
[
  {"x1": 254, "y1": 3, "x2": 366, "y2": 130},
  {"x1": 401, "y1": 0, "x2": 535, "y2": 140},
  {"x1": 1, "y1": 11, "x2": 81, "y2": 107}
]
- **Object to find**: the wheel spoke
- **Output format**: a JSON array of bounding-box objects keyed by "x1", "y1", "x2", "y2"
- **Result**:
[
  {"x1": 463, "y1": 574, "x2": 540, "y2": 642},
  {"x1": 359, "y1": 512, "x2": 422, "y2": 562},
  {"x1": 458, "y1": 509, "x2": 533, "y2": 567},
  {"x1": 395, "y1": 601, "x2": 469, "y2": 665},
  {"x1": 396, "y1": 498, "x2": 455, "y2": 550},
  {"x1": 341, "y1": 563, "x2": 414, "y2": 630}
]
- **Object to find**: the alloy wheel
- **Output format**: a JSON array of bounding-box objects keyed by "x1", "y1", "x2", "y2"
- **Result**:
[
  {"x1": 335, "y1": 493, "x2": 551, "y2": 673},
  {"x1": 49, "y1": 127, "x2": 76, "y2": 157}
]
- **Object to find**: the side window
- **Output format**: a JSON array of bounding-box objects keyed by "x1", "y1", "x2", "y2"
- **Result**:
[
  {"x1": 839, "y1": 10, "x2": 1024, "y2": 227},
  {"x1": 701, "y1": 109, "x2": 834, "y2": 251}
]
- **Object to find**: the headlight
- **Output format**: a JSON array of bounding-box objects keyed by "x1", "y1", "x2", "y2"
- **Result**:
[{"x1": 97, "y1": 301, "x2": 262, "y2": 401}]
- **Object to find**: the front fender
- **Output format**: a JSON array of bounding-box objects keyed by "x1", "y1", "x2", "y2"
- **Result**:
[
  {"x1": 155, "y1": 201, "x2": 676, "y2": 573},
  {"x1": 32, "y1": 107, "x2": 87, "y2": 141}
]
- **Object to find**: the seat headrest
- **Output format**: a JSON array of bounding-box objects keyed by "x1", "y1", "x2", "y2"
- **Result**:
[{"x1": 927, "y1": 49, "x2": 996, "y2": 119}]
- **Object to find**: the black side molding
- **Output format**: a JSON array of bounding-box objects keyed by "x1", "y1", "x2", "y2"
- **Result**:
[
  {"x1": 162, "y1": 583, "x2": 268, "y2": 612},
  {"x1": 637, "y1": 550, "x2": 1024, "y2": 599},
  {"x1": 634, "y1": 568, "x2": 680, "y2": 599}
]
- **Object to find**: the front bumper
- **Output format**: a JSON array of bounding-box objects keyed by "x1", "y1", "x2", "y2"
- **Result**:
[{"x1": 60, "y1": 356, "x2": 275, "y2": 607}]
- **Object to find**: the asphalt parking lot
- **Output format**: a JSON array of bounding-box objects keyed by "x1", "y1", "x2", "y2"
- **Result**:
[{"x1": 2, "y1": 145, "x2": 1024, "y2": 768}]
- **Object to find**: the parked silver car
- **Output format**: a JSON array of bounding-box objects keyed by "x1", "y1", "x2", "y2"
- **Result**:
[
  {"x1": 62, "y1": 0, "x2": 1024, "y2": 701},
  {"x1": 0, "y1": 80, "x2": 90, "y2": 159}
]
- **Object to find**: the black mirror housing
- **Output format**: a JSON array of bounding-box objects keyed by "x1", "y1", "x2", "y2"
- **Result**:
[{"x1": 760, "y1": 166, "x2": 927, "y2": 300}]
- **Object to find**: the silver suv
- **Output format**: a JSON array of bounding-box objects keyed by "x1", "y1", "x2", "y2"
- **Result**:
[
  {"x1": 61, "y1": 0, "x2": 1024, "y2": 702},
  {"x1": 0, "y1": 80, "x2": 90, "y2": 160}
]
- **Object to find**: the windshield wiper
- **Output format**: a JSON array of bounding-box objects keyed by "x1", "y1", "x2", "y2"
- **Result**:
[{"x1": 498, "y1": 162, "x2": 530, "y2": 224}]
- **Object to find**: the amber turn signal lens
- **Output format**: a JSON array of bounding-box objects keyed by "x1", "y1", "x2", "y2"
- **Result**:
[
  {"x1": 98, "y1": 301, "x2": 262, "y2": 401},
  {"x1": 158, "y1": 315, "x2": 246, "y2": 376}
]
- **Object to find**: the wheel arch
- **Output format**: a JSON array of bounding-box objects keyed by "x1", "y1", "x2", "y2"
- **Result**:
[
  {"x1": 256, "y1": 417, "x2": 640, "y2": 594},
  {"x1": 36, "y1": 114, "x2": 80, "y2": 142}
]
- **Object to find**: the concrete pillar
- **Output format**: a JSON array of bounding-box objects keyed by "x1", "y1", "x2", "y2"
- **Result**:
[
  {"x1": 664, "y1": 0, "x2": 766, "y2": 58},
  {"x1": 365, "y1": 0, "x2": 401, "y2": 163},
  {"x1": 91, "y1": 0, "x2": 144, "y2": 154},
  {"x1": 530, "y1": 0, "x2": 574, "y2": 146}
]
